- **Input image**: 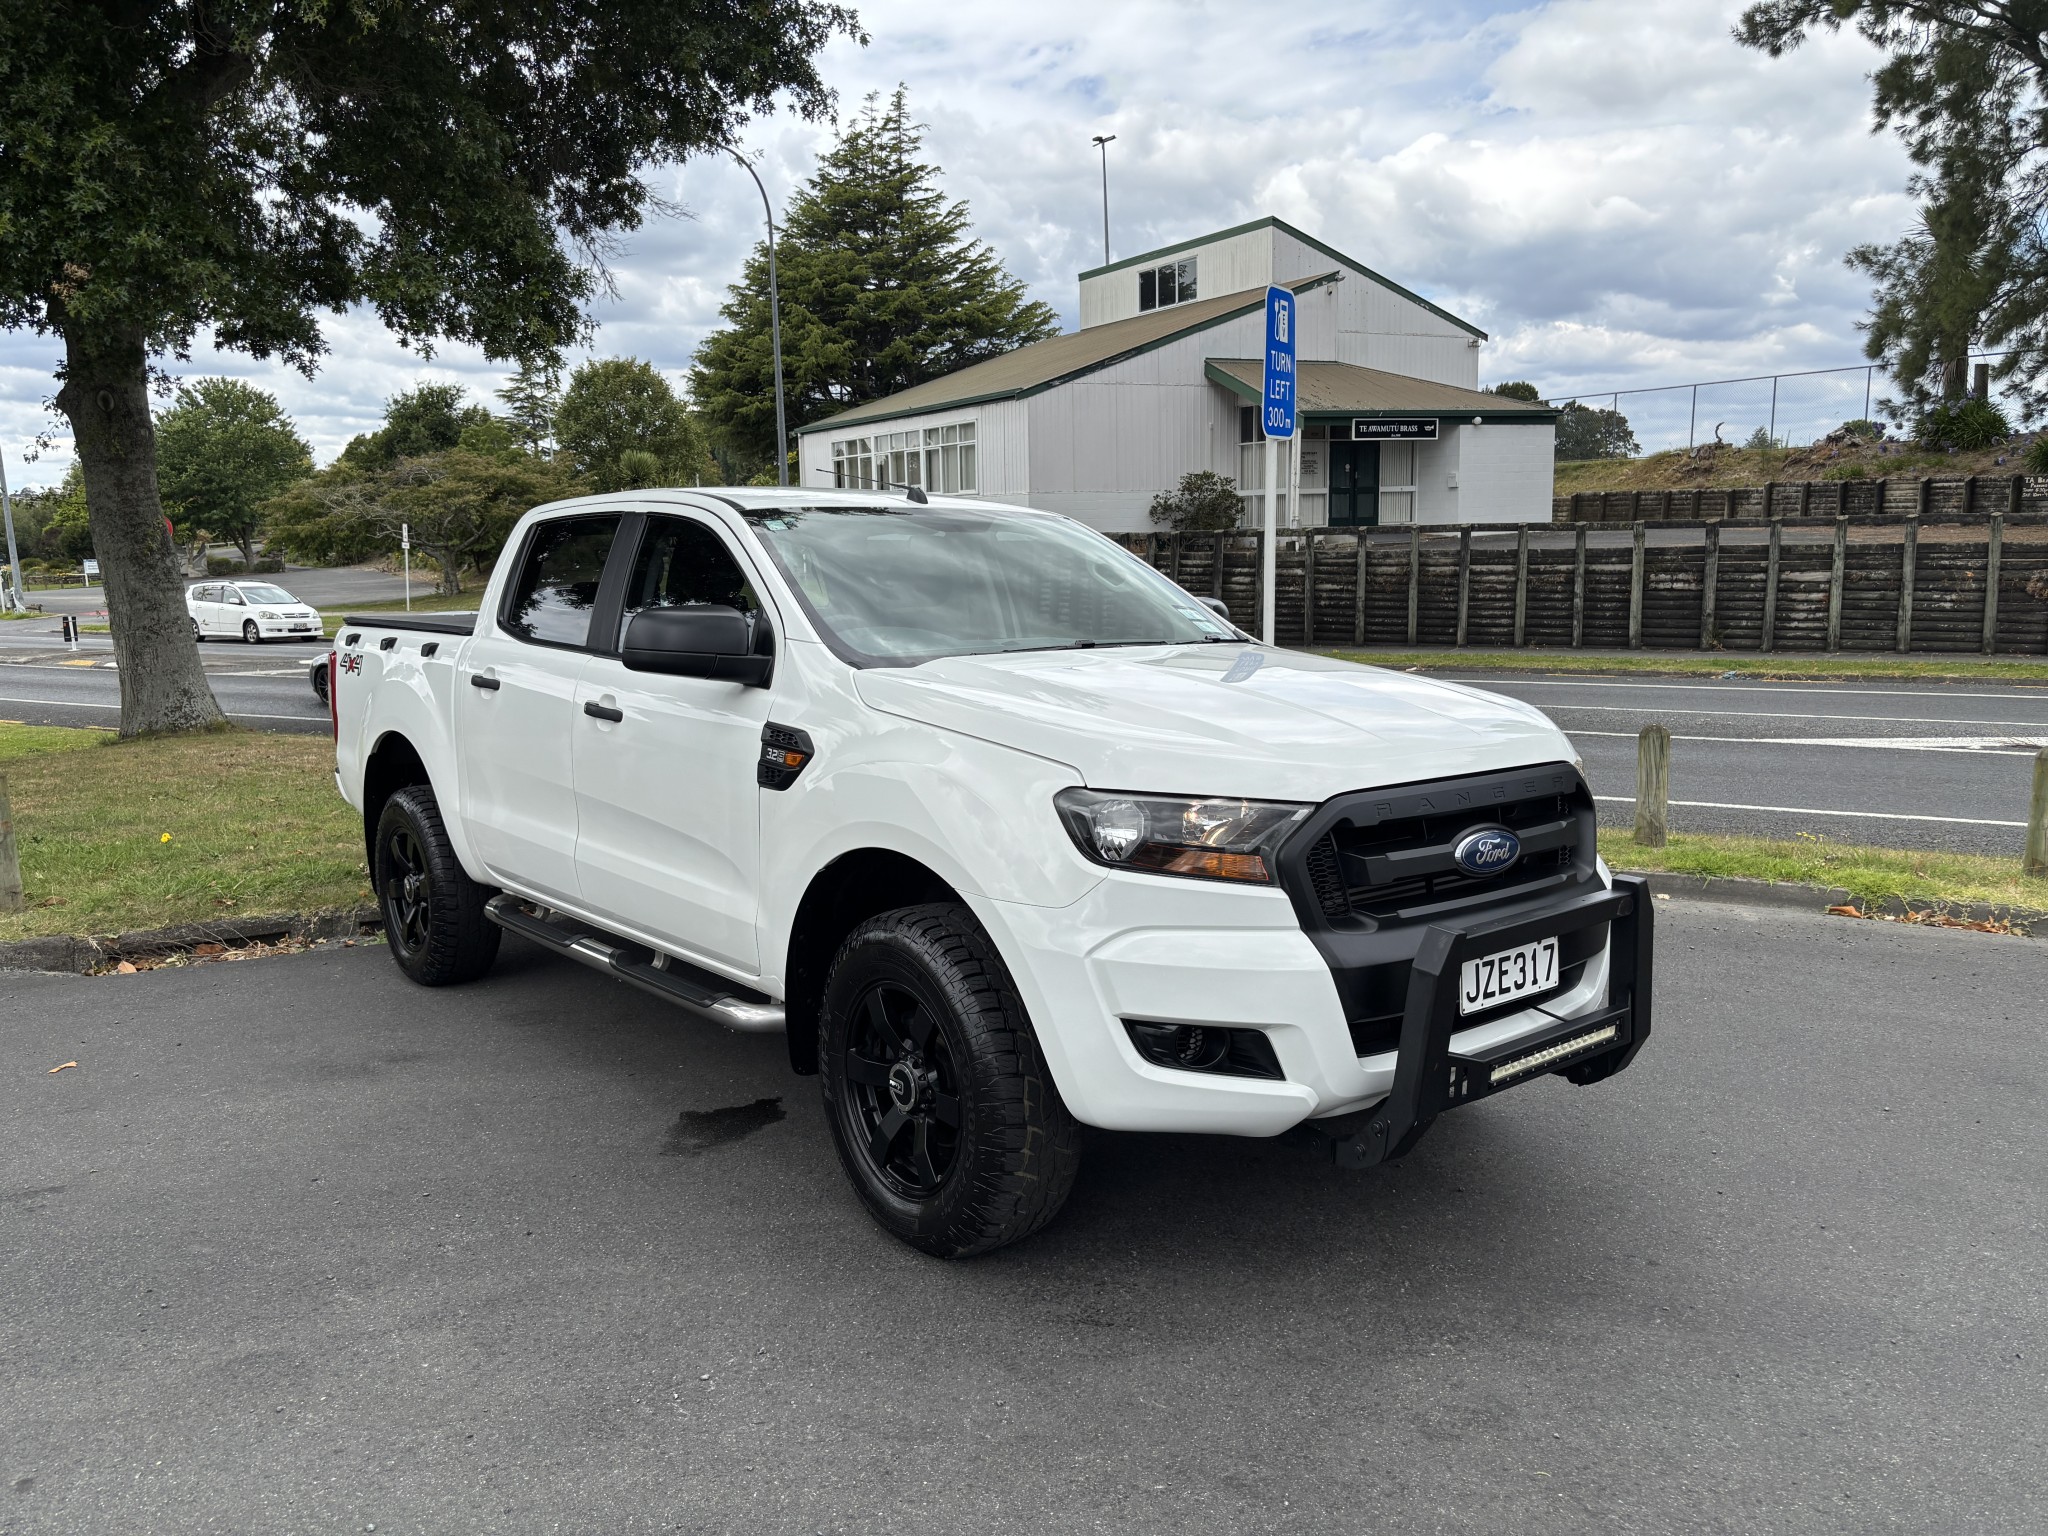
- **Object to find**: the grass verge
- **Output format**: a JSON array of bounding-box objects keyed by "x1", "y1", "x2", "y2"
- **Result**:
[
  {"x1": 0, "y1": 722, "x2": 367, "y2": 940},
  {"x1": 1599, "y1": 829, "x2": 2048, "y2": 912},
  {"x1": 1326, "y1": 649, "x2": 2048, "y2": 684}
]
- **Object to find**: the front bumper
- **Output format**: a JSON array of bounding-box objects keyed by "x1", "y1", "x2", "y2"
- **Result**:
[{"x1": 1319, "y1": 874, "x2": 1652, "y2": 1169}]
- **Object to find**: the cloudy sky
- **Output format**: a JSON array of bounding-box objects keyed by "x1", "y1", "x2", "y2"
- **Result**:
[{"x1": 0, "y1": 0, "x2": 1912, "y2": 489}]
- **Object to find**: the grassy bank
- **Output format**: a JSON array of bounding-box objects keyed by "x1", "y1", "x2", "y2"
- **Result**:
[
  {"x1": 1600, "y1": 830, "x2": 2048, "y2": 913},
  {"x1": 0, "y1": 722, "x2": 366, "y2": 940},
  {"x1": 320, "y1": 590, "x2": 481, "y2": 637},
  {"x1": 1327, "y1": 649, "x2": 2048, "y2": 684},
  {"x1": 1553, "y1": 435, "x2": 2031, "y2": 496}
]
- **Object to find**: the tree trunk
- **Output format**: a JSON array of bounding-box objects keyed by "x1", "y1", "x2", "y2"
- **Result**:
[
  {"x1": 426, "y1": 547, "x2": 463, "y2": 595},
  {"x1": 236, "y1": 532, "x2": 257, "y2": 569},
  {"x1": 55, "y1": 329, "x2": 225, "y2": 736}
]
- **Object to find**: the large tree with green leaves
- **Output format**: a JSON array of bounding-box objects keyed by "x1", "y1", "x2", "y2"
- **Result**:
[
  {"x1": 154, "y1": 378, "x2": 311, "y2": 568},
  {"x1": 0, "y1": 1, "x2": 855, "y2": 735},
  {"x1": 1736, "y1": 4, "x2": 2047, "y2": 415},
  {"x1": 692, "y1": 87, "x2": 1060, "y2": 464},
  {"x1": 554, "y1": 358, "x2": 717, "y2": 491}
]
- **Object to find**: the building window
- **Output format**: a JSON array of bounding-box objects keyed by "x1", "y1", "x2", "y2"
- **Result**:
[
  {"x1": 832, "y1": 422, "x2": 976, "y2": 494},
  {"x1": 1138, "y1": 256, "x2": 1198, "y2": 313}
]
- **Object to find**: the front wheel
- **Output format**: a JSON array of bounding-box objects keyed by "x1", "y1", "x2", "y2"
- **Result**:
[
  {"x1": 819, "y1": 904, "x2": 1081, "y2": 1258},
  {"x1": 242, "y1": 619, "x2": 260, "y2": 644},
  {"x1": 374, "y1": 785, "x2": 501, "y2": 986}
]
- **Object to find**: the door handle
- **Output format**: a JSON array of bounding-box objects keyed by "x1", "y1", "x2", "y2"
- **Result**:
[
  {"x1": 469, "y1": 674, "x2": 500, "y2": 690},
  {"x1": 583, "y1": 700, "x2": 624, "y2": 723}
]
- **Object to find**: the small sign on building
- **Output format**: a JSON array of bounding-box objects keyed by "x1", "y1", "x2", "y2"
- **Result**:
[{"x1": 1353, "y1": 418, "x2": 1439, "y2": 441}]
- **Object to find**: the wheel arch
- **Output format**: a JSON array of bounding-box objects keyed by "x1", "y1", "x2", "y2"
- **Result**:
[
  {"x1": 782, "y1": 848, "x2": 965, "y2": 1075},
  {"x1": 361, "y1": 731, "x2": 436, "y2": 876}
]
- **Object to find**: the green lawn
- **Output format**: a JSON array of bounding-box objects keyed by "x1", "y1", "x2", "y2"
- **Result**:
[
  {"x1": 1327, "y1": 649, "x2": 2048, "y2": 685},
  {"x1": 319, "y1": 590, "x2": 481, "y2": 637},
  {"x1": 0, "y1": 722, "x2": 367, "y2": 939},
  {"x1": 1601, "y1": 830, "x2": 2048, "y2": 913}
]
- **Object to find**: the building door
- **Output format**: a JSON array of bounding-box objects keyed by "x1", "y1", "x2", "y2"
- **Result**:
[{"x1": 1329, "y1": 440, "x2": 1380, "y2": 526}]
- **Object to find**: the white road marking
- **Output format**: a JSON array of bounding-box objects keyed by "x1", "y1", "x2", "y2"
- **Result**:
[
  {"x1": 0, "y1": 695, "x2": 320, "y2": 722},
  {"x1": 1439, "y1": 675, "x2": 2048, "y2": 703},
  {"x1": 1570, "y1": 730, "x2": 2048, "y2": 756},
  {"x1": 1534, "y1": 702, "x2": 2048, "y2": 728},
  {"x1": 1593, "y1": 795, "x2": 2027, "y2": 828}
]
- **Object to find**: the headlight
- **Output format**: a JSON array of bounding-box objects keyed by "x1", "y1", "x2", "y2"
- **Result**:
[
  {"x1": 259, "y1": 610, "x2": 280, "y2": 619},
  {"x1": 1054, "y1": 788, "x2": 1310, "y2": 884}
]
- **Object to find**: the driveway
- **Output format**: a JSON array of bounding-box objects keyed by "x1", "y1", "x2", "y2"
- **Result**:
[{"x1": 2, "y1": 901, "x2": 2043, "y2": 1534}]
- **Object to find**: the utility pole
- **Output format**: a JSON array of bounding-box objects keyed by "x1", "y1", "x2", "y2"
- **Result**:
[
  {"x1": 0, "y1": 446, "x2": 25, "y2": 613},
  {"x1": 729, "y1": 150, "x2": 789, "y2": 486},
  {"x1": 1091, "y1": 135, "x2": 1117, "y2": 267}
]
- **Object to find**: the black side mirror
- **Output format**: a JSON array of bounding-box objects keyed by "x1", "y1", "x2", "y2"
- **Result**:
[
  {"x1": 1197, "y1": 596, "x2": 1234, "y2": 624},
  {"x1": 621, "y1": 606, "x2": 772, "y2": 686}
]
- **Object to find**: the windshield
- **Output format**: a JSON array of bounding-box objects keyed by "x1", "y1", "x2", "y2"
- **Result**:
[
  {"x1": 237, "y1": 585, "x2": 297, "y2": 604},
  {"x1": 745, "y1": 505, "x2": 1239, "y2": 664}
]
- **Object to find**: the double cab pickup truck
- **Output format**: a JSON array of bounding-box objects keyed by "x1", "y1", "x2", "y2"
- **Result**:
[{"x1": 333, "y1": 489, "x2": 1652, "y2": 1256}]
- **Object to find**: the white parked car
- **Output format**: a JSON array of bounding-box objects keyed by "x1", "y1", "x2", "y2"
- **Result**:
[
  {"x1": 330, "y1": 489, "x2": 1653, "y2": 1257},
  {"x1": 187, "y1": 580, "x2": 323, "y2": 643}
]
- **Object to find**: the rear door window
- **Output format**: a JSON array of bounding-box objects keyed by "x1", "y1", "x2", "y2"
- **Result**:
[{"x1": 501, "y1": 515, "x2": 623, "y2": 648}]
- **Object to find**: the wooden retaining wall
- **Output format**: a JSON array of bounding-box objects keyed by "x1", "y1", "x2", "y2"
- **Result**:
[{"x1": 1116, "y1": 516, "x2": 2048, "y2": 655}]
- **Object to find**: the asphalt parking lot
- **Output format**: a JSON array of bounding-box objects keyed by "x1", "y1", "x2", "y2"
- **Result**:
[{"x1": 4, "y1": 900, "x2": 2043, "y2": 1534}]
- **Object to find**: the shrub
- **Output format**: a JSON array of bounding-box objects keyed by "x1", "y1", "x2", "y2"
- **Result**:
[
  {"x1": 1836, "y1": 419, "x2": 1883, "y2": 441},
  {"x1": 250, "y1": 555, "x2": 284, "y2": 573},
  {"x1": 1148, "y1": 470, "x2": 1243, "y2": 531},
  {"x1": 1919, "y1": 398, "x2": 2009, "y2": 452},
  {"x1": 207, "y1": 556, "x2": 247, "y2": 576},
  {"x1": 2022, "y1": 436, "x2": 2048, "y2": 475},
  {"x1": 1743, "y1": 426, "x2": 1783, "y2": 452}
]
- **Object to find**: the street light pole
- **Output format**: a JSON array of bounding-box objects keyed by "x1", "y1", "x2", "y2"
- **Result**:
[
  {"x1": 0, "y1": 446, "x2": 25, "y2": 613},
  {"x1": 729, "y1": 150, "x2": 789, "y2": 487},
  {"x1": 1091, "y1": 134, "x2": 1117, "y2": 267}
]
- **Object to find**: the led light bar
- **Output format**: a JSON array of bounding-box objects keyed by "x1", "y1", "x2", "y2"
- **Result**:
[{"x1": 1489, "y1": 1022, "x2": 1619, "y2": 1088}]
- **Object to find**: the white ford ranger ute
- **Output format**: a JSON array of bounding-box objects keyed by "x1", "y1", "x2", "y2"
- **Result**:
[{"x1": 332, "y1": 489, "x2": 1653, "y2": 1256}]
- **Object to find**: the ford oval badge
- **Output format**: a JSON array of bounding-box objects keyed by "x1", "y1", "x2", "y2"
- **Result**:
[{"x1": 1453, "y1": 827, "x2": 1521, "y2": 878}]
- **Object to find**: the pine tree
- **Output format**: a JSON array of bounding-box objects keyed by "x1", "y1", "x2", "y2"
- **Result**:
[
  {"x1": 500, "y1": 357, "x2": 564, "y2": 454},
  {"x1": 692, "y1": 88, "x2": 1060, "y2": 464}
]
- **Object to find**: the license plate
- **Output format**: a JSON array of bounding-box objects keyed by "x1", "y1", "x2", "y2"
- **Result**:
[{"x1": 1458, "y1": 937, "x2": 1559, "y2": 1016}]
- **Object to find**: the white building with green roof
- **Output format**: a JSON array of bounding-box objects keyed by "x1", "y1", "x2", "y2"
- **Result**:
[{"x1": 794, "y1": 217, "x2": 1555, "y2": 532}]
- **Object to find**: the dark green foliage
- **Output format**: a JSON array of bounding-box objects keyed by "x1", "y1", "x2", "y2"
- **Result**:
[
  {"x1": 1743, "y1": 427, "x2": 1783, "y2": 452},
  {"x1": 1488, "y1": 381, "x2": 1545, "y2": 403},
  {"x1": 554, "y1": 359, "x2": 715, "y2": 491},
  {"x1": 692, "y1": 88, "x2": 1061, "y2": 461},
  {"x1": 153, "y1": 379, "x2": 311, "y2": 566},
  {"x1": 1918, "y1": 397, "x2": 2010, "y2": 451},
  {"x1": 1735, "y1": 4, "x2": 2047, "y2": 415},
  {"x1": 2022, "y1": 435, "x2": 2048, "y2": 475},
  {"x1": 0, "y1": 0, "x2": 855, "y2": 733},
  {"x1": 340, "y1": 385, "x2": 495, "y2": 471},
  {"x1": 499, "y1": 359, "x2": 564, "y2": 455},
  {"x1": 1555, "y1": 402, "x2": 1638, "y2": 461},
  {"x1": 1837, "y1": 419, "x2": 1884, "y2": 440},
  {"x1": 1147, "y1": 471, "x2": 1243, "y2": 532}
]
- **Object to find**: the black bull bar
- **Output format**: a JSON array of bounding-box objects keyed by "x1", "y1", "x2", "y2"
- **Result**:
[{"x1": 1323, "y1": 874, "x2": 1654, "y2": 1170}]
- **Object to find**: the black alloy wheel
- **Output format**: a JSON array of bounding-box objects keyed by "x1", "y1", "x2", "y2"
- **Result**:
[
  {"x1": 310, "y1": 659, "x2": 329, "y2": 705},
  {"x1": 242, "y1": 619, "x2": 260, "y2": 644},
  {"x1": 842, "y1": 981, "x2": 963, "y2": 1199},
  {"x1": 819, "y1": 904, "x2": 1081, "y2": 1257},
  {"x1": 373, "y1": 785, "x2": 501, "y2": 986}
]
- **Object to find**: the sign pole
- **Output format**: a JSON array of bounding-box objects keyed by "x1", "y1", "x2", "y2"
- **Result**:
[
  {"x1": 1260, "y1": 285, "x2": 1298, "y2": 645},
  {"x1": 0, "y1": 449, "x2": 25, "y2": 613},
  {"x1": 402, "y1": 522, "x2": 412, "y2": 611}
]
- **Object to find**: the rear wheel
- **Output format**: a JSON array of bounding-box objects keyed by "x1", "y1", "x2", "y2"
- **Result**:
[
  {"x1": 242, "y1": 619, "x2": 260, "y2": 644},
  {"x1": 311, "y1": 659, "x2": 329, "y2": 705},
  {"x1": 819, "y1": 904, "x2": 1080, "y2": 1257},
  {"x1": 191, "y1": 618, "x2": 203, "y2": 642},
  {"x1": 374, "y1": 785, "x2": 500, "y2": 986}
]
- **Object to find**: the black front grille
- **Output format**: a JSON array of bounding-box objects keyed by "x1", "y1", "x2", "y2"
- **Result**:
[{"x1": 1280, "y1": 764, "x2": 1597, "y2": 931}]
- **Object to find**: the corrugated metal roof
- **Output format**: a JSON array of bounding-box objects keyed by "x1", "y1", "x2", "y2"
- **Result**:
[
  {"x1": 797, "y1": 276, "x2": 1336, "y2": 436},
  {"x1": 1204, "y1": 359, "x2": 1556, "y2": 419}
]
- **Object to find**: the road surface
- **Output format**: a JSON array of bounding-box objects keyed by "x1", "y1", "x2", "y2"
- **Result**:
[
  {"x1": 1430, "y1": 670, "x2": 2048, "y2": 856},
  {"x1": 3, "y1": 901, "x2": 2042, "y2": 1533}
]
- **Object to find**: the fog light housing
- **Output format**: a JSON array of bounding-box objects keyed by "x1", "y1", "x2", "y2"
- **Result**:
[{"x1": 1124, "y1": 1022, "x2": 1283, "y2": 1080}]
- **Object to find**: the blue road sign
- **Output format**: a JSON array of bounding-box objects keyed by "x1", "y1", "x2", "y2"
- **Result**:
[{"x1": 1262, "y1": 285, "x2": 1297, "y2": 440}]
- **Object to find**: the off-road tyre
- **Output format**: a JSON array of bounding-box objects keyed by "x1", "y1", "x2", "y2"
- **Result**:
[
  {"x1": 374, "y1": 784, "x2": 501, "y2": 986},
  {"x1": 819, "y1": 903, "x2": 1081, "y2": 1257}
]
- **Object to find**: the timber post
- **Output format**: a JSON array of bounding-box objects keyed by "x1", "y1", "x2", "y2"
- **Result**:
[
  {"x1": 1897, "y1": 518, "x2": 1919, "y2": 653},
  {"x1": 1513, "y1": 524, "x2": 1530, "y2": 648},
  {"x1": 1983, "y1": 512, "x2": 2005, "y2": 654},
  {"x1": 1700, "y1": 520, "x2": 1721, "y2": 648},
  {"x1": 1761, "y1": 518, "x2": 1784, "y2": 652},
  {"x1": 1826, "y1": 515, "x2": 1848, "y2": 652},
  {"x1": 1627, "y1": 522, "x2": 1646, "y2": 649},
  {"x1": 1302, "y1": 529, "x2": 1318, "y2": 650},
  {"x1": 1571, "y1": 524, "x2": 1587, "y2": 648},
  {"x1": 1352, "y1": 530, "x2": 1368, "y2": 648},
  {"x1": 1454, "y1": 527, "x2": 1472, "y2": 648},
  {"x1": 1406, "y1": 526, "x2": 1421, "y2": 646},
  {"x1": 1634, "y1": 725, "x2": 1670, "y2": 849},
  {"x1": 0, "y1": 773, "x2": 21, "y2": 914},
  {"x1": 2027, "y1": 749, "x2": 2048, "y2": 879}
]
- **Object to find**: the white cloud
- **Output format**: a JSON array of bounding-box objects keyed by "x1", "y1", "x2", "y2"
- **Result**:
[{"x1": 0, "y1": 0, "x2": 1912, "y2": 487}]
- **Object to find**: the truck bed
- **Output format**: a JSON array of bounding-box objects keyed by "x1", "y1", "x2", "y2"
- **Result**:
[{"x1": 340, "y1": 612, "x2": 479, "y2": 636}]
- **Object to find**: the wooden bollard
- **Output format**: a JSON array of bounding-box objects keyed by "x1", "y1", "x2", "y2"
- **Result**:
[
  {"x1": 0, "y1": 772, "x2": 22, "y2": 913},
  {"x1": 1635, "y1": 724, "x2": 1671, "y2": 848},
  {"x1": 2028, "y1": 749, "x2": 2048, "y2": 880}
]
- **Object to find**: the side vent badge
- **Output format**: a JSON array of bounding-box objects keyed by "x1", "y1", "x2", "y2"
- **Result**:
[{"x1": 758, "y1": 723, "x2": 816, "y2": 791}]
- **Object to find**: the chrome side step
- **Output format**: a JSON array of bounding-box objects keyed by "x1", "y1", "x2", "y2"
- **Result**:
[{"x1": 484, "y1": 895, "x2": 785, "y2": 1033}]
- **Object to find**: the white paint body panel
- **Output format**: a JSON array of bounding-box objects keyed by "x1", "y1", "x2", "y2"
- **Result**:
[{"x1": 334, "y1": 490, "x2": 1613, "y2": 1138}]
